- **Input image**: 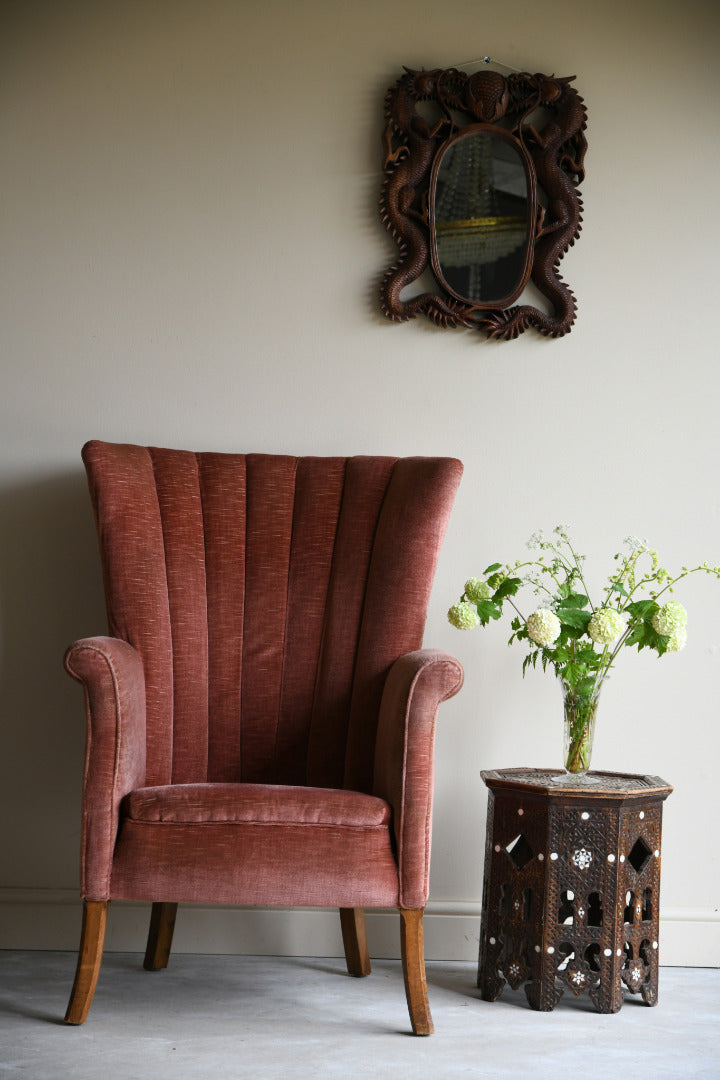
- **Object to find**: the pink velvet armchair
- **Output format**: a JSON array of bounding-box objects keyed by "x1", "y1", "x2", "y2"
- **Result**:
[{"x1": 64, "y1": 441, "x2": 464, "y2": 1034}]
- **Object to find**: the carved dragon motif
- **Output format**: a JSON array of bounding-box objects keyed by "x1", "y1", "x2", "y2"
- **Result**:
[
  {"x1": 379, "y1": 69, "x2": 475, "y2": 328},
  {"x1": 482, "y1": 74, "x2": 588, "y2": 340},
  {"x1": 379, "y1": 67, "x2": 588, "y2": 341}
]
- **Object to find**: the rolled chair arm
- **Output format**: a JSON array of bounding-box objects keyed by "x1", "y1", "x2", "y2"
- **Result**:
[
  {"x1": 373, "y1": 648, "x2": 464, "y2": 910},
  {"x1": 65, "y1": 636, "x2": 147, "y2": 900}
]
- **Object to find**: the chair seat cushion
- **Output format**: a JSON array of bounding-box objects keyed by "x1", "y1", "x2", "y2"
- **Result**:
[
  {"x1": 122, "y1": 783, "x2": 392, "y2": 828},
  {"x1": 108, "y1": 783, "x2": 399, "y2": 908}
]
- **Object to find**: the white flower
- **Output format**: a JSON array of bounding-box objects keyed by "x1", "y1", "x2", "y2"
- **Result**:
[
  {"x1": 465, "y1": 578, "x2": 492, "y2": 603},
  {"x1": 526, "y1": 608, "x2": 561, "y2": 647},
  {"x1": 665, "y1": 625, "x2": 687, "y2": 652},
  {"x1": 652, "y1": 601, "x2": 687, "y2": 636},
  {"x1": 588, "y1": 608, "x2": 625, "y2": 645},
  {"x1": 448, "y1": 601, "x2": 480, "y2": 630}
]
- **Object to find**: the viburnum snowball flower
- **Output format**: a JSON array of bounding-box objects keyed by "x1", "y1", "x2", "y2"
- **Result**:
[
  {"x1": 588, "y1": 608, "x2": 625, "y2": 645},
  {"x1": 652, "y1": 601, "x2": 688, "y2": 636},
  {"x1": 465, "y1": 578, "x2": 492, "y2": 603},
  {"x1": 448, "y1": 601, "x2": 480, "y2": 630},
  {"x1": 526, "y1": 608, "x2": 561, "y2": 647},
  {"x1": 665, "y1": 625, "x2": 687, "y2": 652}
]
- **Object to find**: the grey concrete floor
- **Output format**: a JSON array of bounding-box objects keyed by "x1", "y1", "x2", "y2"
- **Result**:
[{"x1": 0, "y1": 952, "x2": 717, "y2": 1079}]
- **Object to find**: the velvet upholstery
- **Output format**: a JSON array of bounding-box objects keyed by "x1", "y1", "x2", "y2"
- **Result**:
[
  {"x1": 112, "y1": 784, "x2": 399, "y2": 907},
  {"x1": 68, "y1": 441, "x2": 464, "y2": 918}
]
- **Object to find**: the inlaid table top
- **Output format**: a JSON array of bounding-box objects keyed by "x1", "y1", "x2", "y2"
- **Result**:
[{"x1": 481, "y1": 768, "x2": 673, "y2": 801}]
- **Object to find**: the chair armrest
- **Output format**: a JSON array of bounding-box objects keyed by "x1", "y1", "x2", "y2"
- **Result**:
[
  {"x1": 65, "y1": 636, "x2": 147, "y2": 900},
  {"x1": 373, "y1": 648, "x2": 463, "y2": 909}
]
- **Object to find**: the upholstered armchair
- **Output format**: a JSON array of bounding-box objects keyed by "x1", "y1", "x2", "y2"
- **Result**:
[{"x1": 64, "y1": 441, "x2": 464, "y2": 1034}]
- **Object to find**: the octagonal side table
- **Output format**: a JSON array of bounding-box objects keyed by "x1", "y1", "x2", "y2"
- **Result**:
[{"x1": 477, "y1": 768, "x2": 673, "y2": 1013}]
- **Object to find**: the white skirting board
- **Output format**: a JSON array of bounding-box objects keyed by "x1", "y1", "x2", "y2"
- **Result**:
[{"x1": 0, "y1": 890, "x2": 717, "y2": 967}]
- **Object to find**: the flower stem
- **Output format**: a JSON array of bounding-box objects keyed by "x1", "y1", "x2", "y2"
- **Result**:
[{"x1": 563, "y1": 537, "x2": 596, "y2": 613}]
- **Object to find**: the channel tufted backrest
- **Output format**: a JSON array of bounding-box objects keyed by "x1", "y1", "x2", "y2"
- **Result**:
[{"x1": 82, "y1": 441, "x2": 462, "y2": 793}]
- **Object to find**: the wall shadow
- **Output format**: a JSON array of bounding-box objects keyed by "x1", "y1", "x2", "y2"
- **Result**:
[{"x1": 0, "y1": 471, "x2": 106, "y2": 890}]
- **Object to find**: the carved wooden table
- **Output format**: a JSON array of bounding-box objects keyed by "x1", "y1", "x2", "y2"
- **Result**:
[{"x1": 477, "y1": 769, "x2": 673, "y2": 1013}]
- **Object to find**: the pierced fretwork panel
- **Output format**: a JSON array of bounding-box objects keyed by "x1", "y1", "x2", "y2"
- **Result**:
[{"x1": 619, "y1": 803, "x2": 663, "y2": 1003}]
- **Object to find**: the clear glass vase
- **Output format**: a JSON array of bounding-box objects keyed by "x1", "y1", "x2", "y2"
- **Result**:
[{"x1": 559, "y1": 675, "x2": 603, "y2": 777}]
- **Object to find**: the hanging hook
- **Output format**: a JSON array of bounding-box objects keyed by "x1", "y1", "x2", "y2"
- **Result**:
[{"x1": 454, "y1": 56, "x2": 522, "y2": 73}]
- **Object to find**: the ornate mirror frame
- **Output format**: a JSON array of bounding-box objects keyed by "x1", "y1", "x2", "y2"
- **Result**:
[{"x1": 379, "y1": 67, "x2": 588, "y2": 340}]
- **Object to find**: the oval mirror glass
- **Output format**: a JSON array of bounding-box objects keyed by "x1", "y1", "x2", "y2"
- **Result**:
[{"x1": 430, "y1": 125, "x2": 536, "y2": 308}]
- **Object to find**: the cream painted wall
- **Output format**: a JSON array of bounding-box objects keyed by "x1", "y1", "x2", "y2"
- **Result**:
[{"x1": 1, "y1": 0, "x2": 719, "y2": 963}]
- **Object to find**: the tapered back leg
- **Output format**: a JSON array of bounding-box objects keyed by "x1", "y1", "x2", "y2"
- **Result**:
[
  {"x1": 339, "y1": 908, "x2": 371, "y2": 977},
  {"x1": 143, "y1": 903, "x2": 178, "y2": 971}
]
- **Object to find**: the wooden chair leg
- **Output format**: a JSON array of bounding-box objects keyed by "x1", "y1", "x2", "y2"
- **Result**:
[
  {"x1": 64, "y1": 900, "x2": 108, "y2": 1024},
  {"x1": 143, "y1": 902, "x2": 178, "y2": 971},
  {"x1": 339, "y1": 907, "x2": 371, "y2": 977},
  {"x1": 400, "y1": 908, "x2": 434, "y2": 1035}
]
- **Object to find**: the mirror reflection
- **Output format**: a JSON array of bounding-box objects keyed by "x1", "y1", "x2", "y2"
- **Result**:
[{"x1": 431, "y1": 126, "x2": 535, "y2": 307}]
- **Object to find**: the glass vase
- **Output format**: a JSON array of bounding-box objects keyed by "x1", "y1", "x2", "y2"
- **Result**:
[{"x1": 559, "y1": 675, "x2": 603, "y2": 777}]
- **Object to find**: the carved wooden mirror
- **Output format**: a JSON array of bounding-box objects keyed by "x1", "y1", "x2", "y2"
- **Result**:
[{"x1": 379, "y1": 67, "x2": 587, "y2": 340}]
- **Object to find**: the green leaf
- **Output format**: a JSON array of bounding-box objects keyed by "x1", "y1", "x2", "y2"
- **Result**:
[
  {"x1": 610, "y1": 581, "x2": 629, "y2": 597},
  {"x1": 627, "y1": 600, "x2": 658, "y2": 619},
  {"x1": 557, "y1": 607, "x2": 592, "y2": 631},
  {"x1": 643, "y1": 624, "x2": 669, "y2": 655},
  {"x1": 624, "y1": 623, "x2": 646, "y2": 648},
  {"x1": 493, "y1": 576, "x2": 522, "y2": 600},
  {"x1": 475, "y1": 600, "x2": 503, "y2": 626},
  {"x1": 483, "y1": 563, "x2": 502, "y2": 575},
  {"x1": 654, "y1": 634, "x2": 669, "y2": 657},
  {"x1": 563, "y1": 593, "x2": 590, "y2": 609},
  {"x1": 624, "y1": 602, "x2": 666, "y2": 654},
  {"x1": 564, "y1": 662, "x2": 584, "y2": 686}
]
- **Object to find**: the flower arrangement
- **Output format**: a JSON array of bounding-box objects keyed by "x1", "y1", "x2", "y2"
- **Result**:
[{"x1": 448, "y1": 526, "x2": 720, "y2": 775}]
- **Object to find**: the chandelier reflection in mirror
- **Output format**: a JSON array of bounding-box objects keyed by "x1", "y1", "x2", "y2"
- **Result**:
[{"x1": 379, "y1": 66, "x2": 587, "y2": 340}]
